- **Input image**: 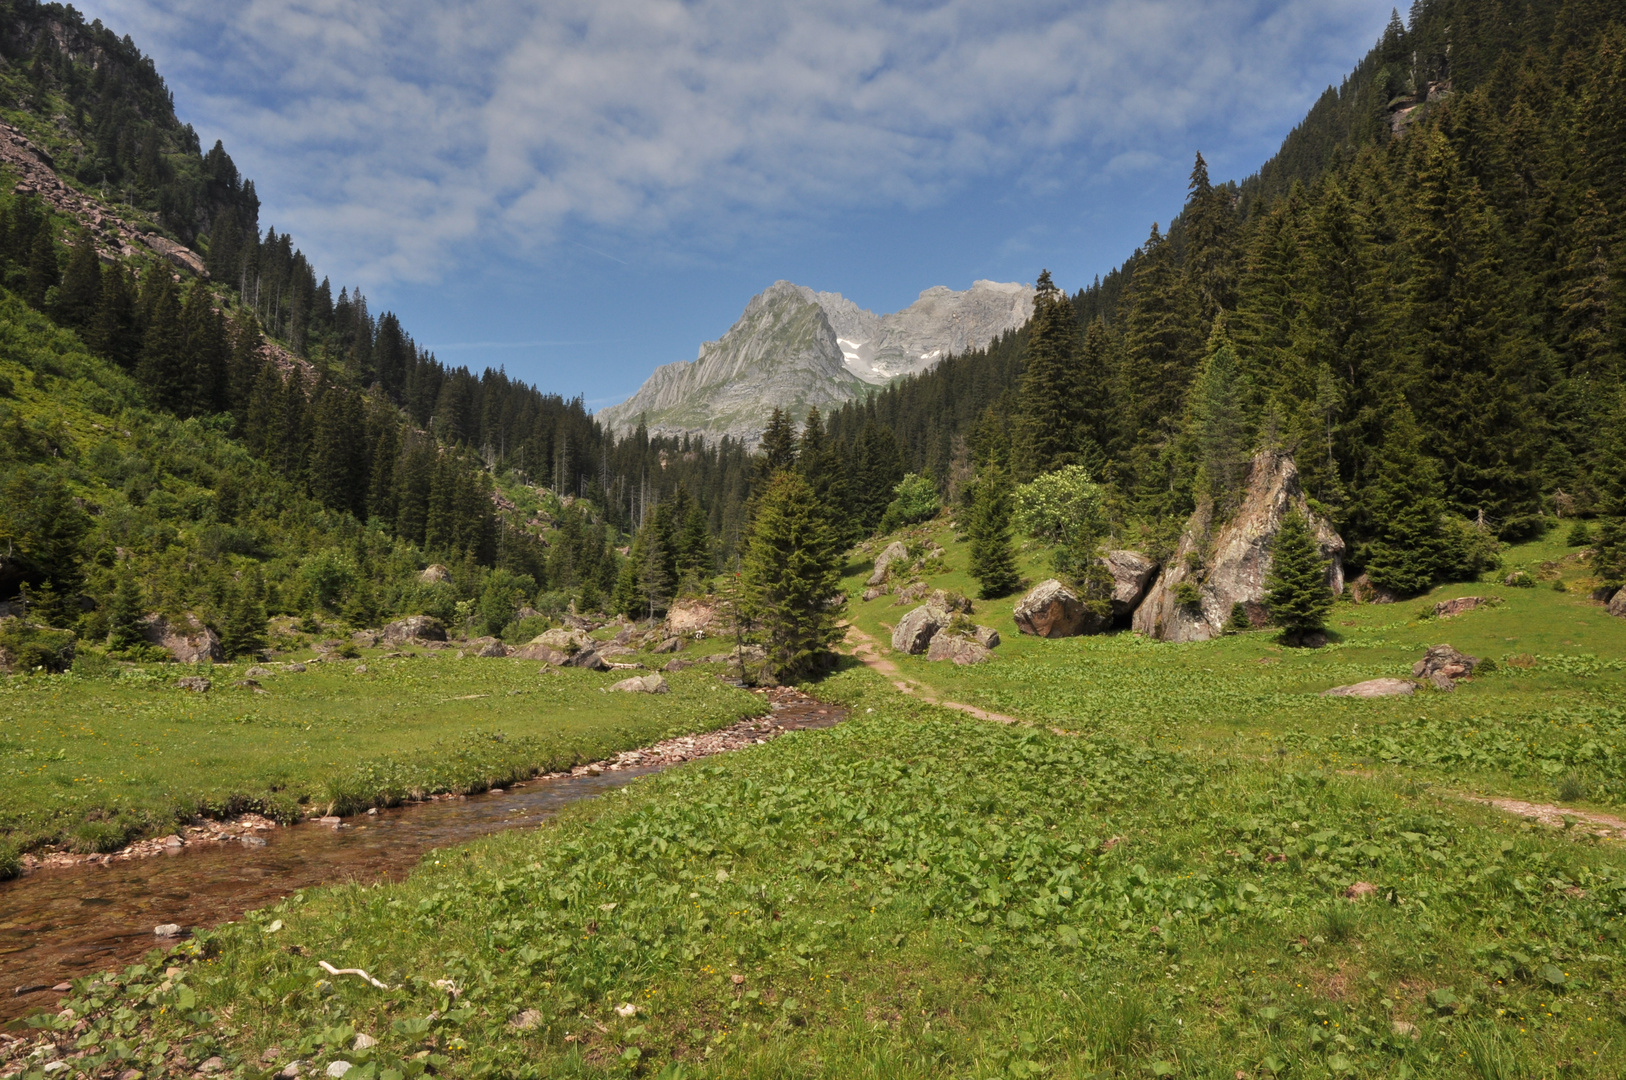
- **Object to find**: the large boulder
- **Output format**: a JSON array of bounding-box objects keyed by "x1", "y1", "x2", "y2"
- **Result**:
[
  {"x1": 1014, "y1": 580, "x2": 1095, "y2": 638},
  {"x1": 1413, "y1": 644, "x2": 1480, "y2": 691},
  {"x1": 892, "y1": 605, "x2": 950, "y2": 654},
  {"x1": 382, "y1": 615, "x2": 447, "y2": 645},
  {"x1": 609, "y1": 674, "x2": 669, "y2": 694},
  {"x1": 511, "y1": 643, "x2": 567, "y2": 664},
  {"x1": 1132, "y1": 452, "x2": 1345, "y2": 643},
  {"x1": 925, "y1": 627, "x2": 996, "y2": 665},
  {"x1": 418, "y1": 564, "x2": 452, "y2": 584},
  {"x1": 867, "y1": 541, "x2": 909, "y2": 587},
  {"x1": 528, "y1": 627, "x2": 593, "y2": 654},
  {"x1": 666, "y1": 598, "x2": 719, "y2": 636},
  {"x1": 1104, "y1": 550, "x2": 1158, "y2": 618},
  {"x1": 1348, "y1": 573, "x2": 1399, "y2": 605},
  {"x1": 1320, "y1": 678, "x2": 1415, "y2": 698},
  {"x1": 1433, "y1": 596, "x2": 1493, "y2": 619},
  {"x1": 1611, "y1": 590, "x2": 1626, "y2": 619},
  {"x1": 141, "y1": 613, "x2": 224, "y2": 663}
]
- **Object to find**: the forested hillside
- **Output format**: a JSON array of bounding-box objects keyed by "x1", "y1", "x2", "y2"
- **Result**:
[
  {"x1": 0, "y1": 1, "x2": 762, "y2": 662},
  {"x1": 828, "y1": 0, "x2": 1626, "y2": 592}
]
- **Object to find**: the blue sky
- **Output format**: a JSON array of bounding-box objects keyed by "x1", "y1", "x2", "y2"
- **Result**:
[{"x1": 77, "y1": 0, "x2": 1396, "y2": 410}]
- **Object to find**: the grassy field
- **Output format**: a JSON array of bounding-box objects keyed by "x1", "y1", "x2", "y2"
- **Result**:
[
  {"x1": 0, "y1": 643, "x2": 763, "y2": 857},
  {"x1": 9, "y1": 525, "x2": 1626, "y2": 1079}
]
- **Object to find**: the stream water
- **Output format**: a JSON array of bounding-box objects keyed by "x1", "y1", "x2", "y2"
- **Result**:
[{"x1": 1, "y1": 694, "x2": 844, "y2": 1022}]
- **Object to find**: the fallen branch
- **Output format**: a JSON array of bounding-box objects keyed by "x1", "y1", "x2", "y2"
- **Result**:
[{"x1": 318, "y1": 961, "x2": 392, "y2": 990}]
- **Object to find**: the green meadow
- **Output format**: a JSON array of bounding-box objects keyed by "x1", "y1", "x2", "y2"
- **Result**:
[
  {"x1": 10, "y1": 526, "x2": 1626, "y2": 1079},
  {"x1": 0, "y1": 649, "x2": 764, "y2": 859}
]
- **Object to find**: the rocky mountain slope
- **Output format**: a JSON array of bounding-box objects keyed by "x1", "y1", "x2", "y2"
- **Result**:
[{"x1": 599, "y1": 279, "x2": 1033, "y2": 443}]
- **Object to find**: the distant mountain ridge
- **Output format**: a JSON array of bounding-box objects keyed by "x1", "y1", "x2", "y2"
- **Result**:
[{"x1": 598, "y1": 279, "x2": 1033, "y2": 442}]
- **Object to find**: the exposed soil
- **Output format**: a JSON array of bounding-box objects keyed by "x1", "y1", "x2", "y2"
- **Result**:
[
  {"x1": 842, "y1": 625, "x2": 1024, "y2": 726},
  {"x1": 1464, "y1": 795, "x2": 1626, "y2": 839}
]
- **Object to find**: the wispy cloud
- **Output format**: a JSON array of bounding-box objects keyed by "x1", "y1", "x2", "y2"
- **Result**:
[{"x1": 80, "y1": 0, "x2": 1391, "y2": 289}]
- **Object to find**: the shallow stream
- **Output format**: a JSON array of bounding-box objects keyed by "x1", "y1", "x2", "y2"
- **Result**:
[{"x1": 1, "y1": 693, "x2": 843, "y2": 1022}]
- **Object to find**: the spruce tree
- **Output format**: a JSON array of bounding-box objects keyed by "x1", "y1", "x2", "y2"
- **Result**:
[
  {"x1": 756, "y1": 408, "x2": 798, "y2": 480},
  {"x1": 741, "y1": 471, "x2": 845, "y2": 683},
  {"x1": 221, "y1": 572, "x2": 268, "y2": 659},
  {"x1": 137, "y1": 275, "x2": 188, "y2": 412},
  {"x1": 1265, "y1": 510, "x2": 1333, "y2": 644},
  {"x1": 89, "y1": 263, "x2": 139, "y2": 369},
  {"x1": 1362, "y1": 404, "x2": 1449, "y2": 595},
  {"x1": 967, "y1": 467, "x2": 1021, "y2": 599},
  {"x1": 23, "y1": 220, "x2": 59, "y2": 309},
  {"x1": 1187, "y1": 318, "x2": 1251, "y2": 507},
  {"x1": 107, "y1": 571, "x2": 146, "y2": 652},
  {"x1": 1014, "y1": 270, "x2": 1082, "y2": 479},
  {"x1": 53, "y1": 230, "x2": 101, "y2": 329}
]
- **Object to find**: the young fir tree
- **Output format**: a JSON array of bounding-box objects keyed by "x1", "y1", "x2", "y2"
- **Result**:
[
  {"x1": 1013, "y1": 270, "x2": 1082, "y2": 479},
  {"x1": 220, "y1": 571, "x2": 268, "y2": 659},
  {"x1": 107, "y1": 571, "x2": 146, "y2": 652},
  {"x1": 23, "y1": 220, "x2": 59, "y2": 310},
  {"x1": 53, "y1": 230, "x2": 101, "y2": 329},
  {"x1": 741, "y1": 471, "x2": 845, "y2": 683},
  {"x1": 967, "y1": 467, "x2": 1021, "y2": 599},
  {"x1": 1362, "y1": 404, "x2": 1449, "y2": 595},
  {"x1": 1264, "y1": 510, "x2": 1333, "y2": 644}
]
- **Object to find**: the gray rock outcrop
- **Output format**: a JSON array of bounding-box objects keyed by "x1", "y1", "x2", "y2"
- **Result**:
[
  {"x1": 1014, "y1": 580, "x2": 1094, "y2": 638},
  {"x1": 1104, "y1": 550, "x2": 1158, "y2": 617},
  {"x1": 1133, "y1": 452, "x2": 1344, "y2": 643},
  {"x1": 892, "y1": 605, "x2": 950, "y2": 654},
  {"x1": 418, "y1": 564, "x2": 452, "y2": 584},
  {"x1": 868, "y1": 541, "x2": 909, "y2": 586},
  {"x1": 381, "y1": 615, "x2": 447, "y2": 645},
  {"x1": 1611, "y1": 590, "x2": 1626, "y2": 619},
  {"x1": 528, "y1": 627, "x2": 593, "y2": 653},
  {"x1": 141, "y1": 613, "x2": 224, "y2": 663},
  {"x1": 1413, "y1": 644, "x2": 1480, "y2": 692}
]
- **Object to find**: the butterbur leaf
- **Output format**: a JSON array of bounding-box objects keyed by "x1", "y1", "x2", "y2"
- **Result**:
[
  {"x1": 1541, "y1": 964, "x2": 1567, "y2": 987},
  {"x1": 1148, "y1": 1062, "x2": 1177, "y2": 1077},
  {"x1": 1261, "y1": 1055, "x2": 1286, "y2": 1075}
]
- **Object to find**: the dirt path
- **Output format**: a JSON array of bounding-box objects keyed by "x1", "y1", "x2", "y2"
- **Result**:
[
  {"x1": 1463, "y1": 795, "x2": 1626, "y2": 839},
  {"x1": 842, "y1": 625, "x2": 1025, "y2": 726}
]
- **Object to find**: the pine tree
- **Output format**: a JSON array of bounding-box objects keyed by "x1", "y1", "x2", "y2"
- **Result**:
[
  {"x1": 756, "y1": 408, "x2": 798, "y2": 480},
  {"x1": 1014, "y1": 270, "x2": 1083, "y2": 479},
  {"x1": 107, "y1": 571, "x2": 146, "y2": 651},
  {"x1": 88, "y1": 263, "x2": 139, "y2": 369},
  {"x1": 741, "y1": 471, "x2": 845, "y2": 683},
  {"x1": 1187, "y1": 318, "x2": 1252, "y2": 507},
  {"x1": 1183, "y1": 152, "x2": 1238, "y2": 318},
  {"x1": 53, "y1": 230, "x2": 101, "y2": 328},
  {"x1": 136, "y1": 275, "x2": 188, "y2": 413},
  {"x1": 967, "y1": 466, "x2": 1021, "y2": 599},
  {"x1": 1362, "y1": 404, "x2": 1449, "y2": 595},
  {"x1": 1264, "y1": 510, "x2": 1333, "y2": 644},
  {"x1": 220, "y1": 571, "x2": 268, "y2": 659},
  {"x1": 23, "y1": 219, "x2": 59, "y2": 309}
]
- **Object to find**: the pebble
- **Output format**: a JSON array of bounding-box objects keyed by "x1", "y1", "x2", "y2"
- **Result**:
[
  {"x1": 154, "y1": 923, "x2": 183, "y2": 937},
  {"x1": 326, "y1": 1062, "x2": 353, "y2": 1077},
  {"x1": 318, "y1": 816, "x2": 342, "y2": 826},
  {"x1": 278, "y1": 1064, "x2": 306, "y2": 1079},
  {"x1": 240, "y1": 835, "x2": 268, "y2": 848},
  {"x1": 43, "y1": 1063, "x2": 68, "y2": 1075},
  {"x1": 352, "y1": 1034, "x2": 377, "y2": 1051},
  {"x1": 200, "y1": 1057, "x2": 225, "y2": 1073}
]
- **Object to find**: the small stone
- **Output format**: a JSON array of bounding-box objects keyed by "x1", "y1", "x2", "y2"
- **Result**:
[
  {"x1": 616, "y1": 1002, "x2": 637, "y2": 1017},
  {"x1": 245, "y1": 666, "x2": 272, "y2": 677},
  {"x1": 43, "y1": 1064, "x2": 69, "y2": 1076},
  {"x1": 154, "y1": 923, "x2": 184, "y2": 937},
  {"x1": 352, "y1": 1034, "x2": 377, "y2": 1051},
  {"x1": 326, "y1": 1063, "x2": 353, "y2": 1078},
  {"x1": 286, "y1": 662, "x2": 307, "y2": 673},
  {"x1": 53, "y1": 982, "x2": 72, "y2": 992},
  {"x1": 353, "y1": 664, "x2": 368, "y2": 674},
  {"x1": 510, "y1": 1008, "x2": 543, "y2": 1031},
  {"x1": 175, "y1": 676, "x2": 211, "y2": 693},
  {"x1": 366, "y1": 807, "x2": 378, "y2": 815},
  {"x1": 118, "y1": 1069, "x2": 143, "y2": 1080},
  {"x1": 240, "y1": 835, "x2": 268, "y2": 848},
  {"x1": 200, "y1": 1057, "x2": 225, "y2": 1073},
  {"x1": 262, "y1": 1048, "x2": 283, "y2": 1063},
  {"x1": 731, "y1": 973, "x2": 746, "y2": 985},
  {"x1": 318, "y1": 816, "x2": 342, "y2": 825},
  {"x1": 162, "y1": 835, "x2": 184, "y2": 848},
  {"x1": 278, "y1": 1063, "x2": 305, "y2": 1079},
  {"x1": 609, "y1": 674, "x2": 669, "y2": 694},
  {"x1": 1344, "y1": 881, "x2": 1379, "y2": 900}
]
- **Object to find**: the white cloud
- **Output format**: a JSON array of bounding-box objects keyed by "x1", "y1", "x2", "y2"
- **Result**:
[{"x1": 78, "y1": 0, "x2": 1392, "y2": 286}]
